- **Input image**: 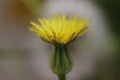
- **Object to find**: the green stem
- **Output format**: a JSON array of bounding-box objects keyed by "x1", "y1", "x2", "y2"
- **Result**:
[{"x1": 58, "y1": 74, "x2": 66, "y2": 80}]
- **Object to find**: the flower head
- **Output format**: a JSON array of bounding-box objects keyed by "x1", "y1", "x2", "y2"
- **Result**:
[{"x1": 29, "y1": 14, "x2": 89, "y2": 44}]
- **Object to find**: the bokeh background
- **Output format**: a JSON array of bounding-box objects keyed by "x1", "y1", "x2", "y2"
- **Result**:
[{"x1": 0, "y1": 0, "x2": 120, "y2": 80}]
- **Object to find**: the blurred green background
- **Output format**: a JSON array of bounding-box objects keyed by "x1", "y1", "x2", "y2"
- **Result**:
[{"x1": 0, "y1": 0, "x2": 120, "y2": 80}]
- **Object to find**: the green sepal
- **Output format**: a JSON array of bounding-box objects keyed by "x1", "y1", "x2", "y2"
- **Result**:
[{"x1": 49, "y1": 44, "x2": 73, "y2": 75}]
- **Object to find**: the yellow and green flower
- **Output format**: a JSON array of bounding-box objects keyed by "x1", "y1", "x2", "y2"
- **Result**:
[{"x1": 29, "y1": 14, "x2": 89, "y2": 80}]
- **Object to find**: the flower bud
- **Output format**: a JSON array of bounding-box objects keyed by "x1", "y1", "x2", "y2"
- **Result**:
[{"x1": 49, "y1": 44, "x2": 73, "y2": 75}]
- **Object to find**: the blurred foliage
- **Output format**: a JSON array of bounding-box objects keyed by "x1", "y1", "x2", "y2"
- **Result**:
[
  {"x1": 89, "y1": 0, "x2": 120, "y2": 80},
  {"x1": 95, "y1": 0, "x2": 120, "y2": 37},
  {"x1": 0, "y1": 49, "x2": 30, "y2": 59},
  {"x1": 22, "y1": 0, "x2": 46, "y2": 15}
]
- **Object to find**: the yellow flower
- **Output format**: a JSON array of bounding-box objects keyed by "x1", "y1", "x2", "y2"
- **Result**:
[{"x1": 29, "y1": 14, "x2": 89, "y2": 44}]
